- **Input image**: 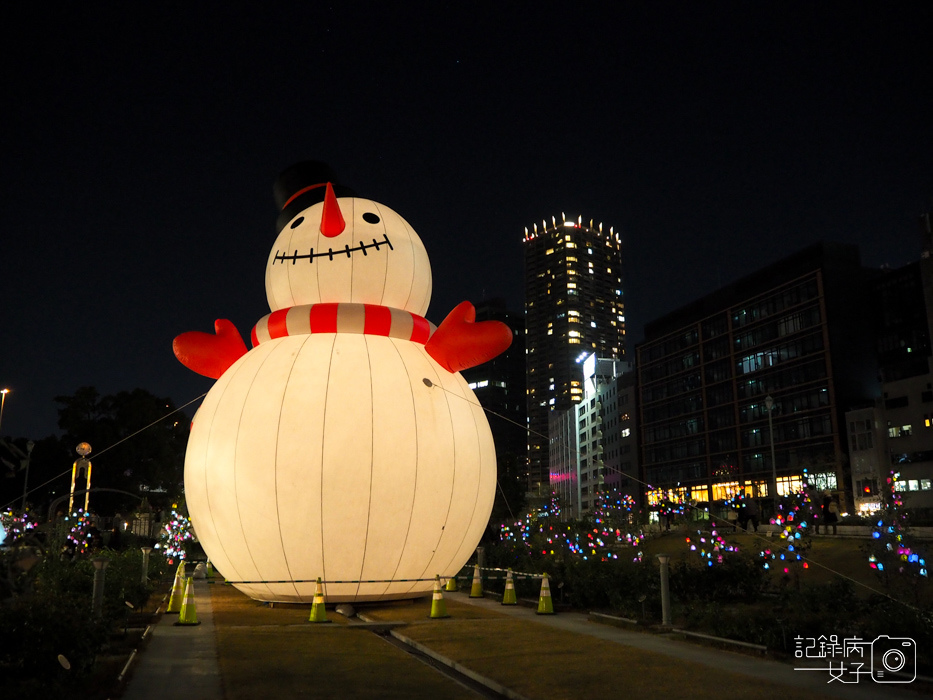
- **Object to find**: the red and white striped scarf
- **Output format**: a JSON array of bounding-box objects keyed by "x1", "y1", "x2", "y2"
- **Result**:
[{"x1": 250, "y1": 303, "x2": 435, "y2": 348}]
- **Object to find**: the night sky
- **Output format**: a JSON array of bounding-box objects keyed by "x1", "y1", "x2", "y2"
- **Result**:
[{"x1": 2, "y1": 4, "x2": 931, "y2": 440}]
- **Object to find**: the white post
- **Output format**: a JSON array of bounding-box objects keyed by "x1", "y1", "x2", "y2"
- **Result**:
[
  {"x1": 92, "y1": 557, "x2": 110, "y2": 617},
  {"x1": 140, "y1": 546, "x2": 152, "y2": 585},
  {"x1": 657, "y1": 553, "x2": 671, "y2": 627}
]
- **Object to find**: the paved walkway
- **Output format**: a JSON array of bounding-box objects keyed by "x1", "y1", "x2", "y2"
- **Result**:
[
  {"x1": 121, "y1": 579, "x2": 223, "y2": 700},
  {"x1": 120, "y1": 579, "x2": 924, "y2": 700}
]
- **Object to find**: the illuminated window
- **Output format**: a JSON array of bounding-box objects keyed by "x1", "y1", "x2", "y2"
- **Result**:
[
  {"x1": 568, "y1": 338, "x2": 581, "y2": 344},
  {"x1": 568, "y1": 330, "x2": 581, "y2": 338},
  {"x1": 546, "y1": 248, "x2": 554, "y2": 255},
  {"x1": 566, "y1": 242, "x2": 577, "y2": 249},
  {"x1": 739, "y1": 350, "x2": 777, "y2": 374},
  {"x1": 776, "y1": 475, "x2": 804, "y2": 496}
]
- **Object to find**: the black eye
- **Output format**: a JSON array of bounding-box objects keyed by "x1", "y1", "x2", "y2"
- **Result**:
[
  {"x1": 362, "y1": 212, "x2": 380, "y2": 224},
  {"x1": 290, "y1": 216, "x2": 304, "y2": 229}
]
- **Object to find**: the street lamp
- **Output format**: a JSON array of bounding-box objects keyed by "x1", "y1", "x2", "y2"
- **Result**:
[
  {"x1": 0, "y1": 388, "x2": 9, "y2": 434},
  {"x1": 765, "y1": 395, "x2": 778, "y2": 511}
]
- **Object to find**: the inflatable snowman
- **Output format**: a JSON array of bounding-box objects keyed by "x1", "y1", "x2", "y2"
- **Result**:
[{"x1": 173, "y1": 162, "x2": 512, "y2": 603}]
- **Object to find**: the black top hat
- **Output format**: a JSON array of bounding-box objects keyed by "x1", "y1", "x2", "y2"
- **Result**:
[{"x1": 274, "y1": 161, "x2": 356, "y2": 233}]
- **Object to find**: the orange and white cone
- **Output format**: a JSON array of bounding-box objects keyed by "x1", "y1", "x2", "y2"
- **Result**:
[
  {"x1": 501, "y1": 569, "x2": 517, "y2": 605},
  {"x1": 174, "y1": 577, "x2": 201, "y2": 626},
  {"x1": 309, "y1": 577, "x2": 330, "y2": 623},
  {"x1": 536, "y1": 573, "x2": 555, "y2": 615},
  {"x1": 430, "y1": 575, "x2": 450, "y2": 619},
  {"x1": 469, "y1": 563, "x2": 483, "y2": 598}
]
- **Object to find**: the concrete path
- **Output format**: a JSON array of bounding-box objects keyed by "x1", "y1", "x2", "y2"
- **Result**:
[{"x1": 121, "y1": 579, "x2": 223, "y2": 700}]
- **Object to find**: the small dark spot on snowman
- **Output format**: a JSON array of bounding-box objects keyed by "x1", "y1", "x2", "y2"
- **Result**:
[
  {"x1": 362, "y1": 212, "x2": 380, "y2": 224},
  {"x1": 290, "y1": 216, "x2": 305, "y2": 229}
]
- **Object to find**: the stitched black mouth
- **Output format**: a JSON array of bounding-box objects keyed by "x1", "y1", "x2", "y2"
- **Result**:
[{"x1": 273, "y1": 234, "x2": 393, "y2": 264}]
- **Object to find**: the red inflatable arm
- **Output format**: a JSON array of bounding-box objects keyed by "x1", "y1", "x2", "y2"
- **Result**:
[
  {"x1": 173, "y1": 319, "x2": 248, "y2": 379},
  {"x1": 425, "y1": 301, "x2": 513, "y2": 373}
]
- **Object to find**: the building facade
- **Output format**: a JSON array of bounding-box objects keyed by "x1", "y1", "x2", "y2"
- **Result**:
[
  {"x1": 846, "y1": 370, "x2": 933, "y2": 515},
  {"x1": 523, "y1": 215, "x2": 625, "y2": 493},
  {"x1": 549, "y1": 355, "x2": 638, "y2": 519},
  {"x1": 846, "y1": 222, "x2": 933, "y2": 514},
  {"x1": 636, "y1": 242, "x2": 877, "y2": 513}
]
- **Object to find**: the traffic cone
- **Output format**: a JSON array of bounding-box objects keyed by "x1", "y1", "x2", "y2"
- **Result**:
[
  {"x1": 166, "y1": 569, "x2": 185, "y2": 613},
  {"x1": 309, "y1": 577, "x2": 330, "y2": 623},
  {"x1": 444, "y1": 574, "x2": 458, "y2": 592},
  {"x1": 206, "y1": 560, "x2": 215, "y2": 579},
  {"x1": 469, "y1": 563, "x2": 483, "y2": 598},
  {"x1": 176, "y1": 559, "x2": 187, "y2": 579},
  {"x1": 174, "y1": 577, "x2": 201, "y2": 626},
  {"x1": 429, "y1": 575, "x2": 450, "y2": 619},
  {"x1": 536, "y1": 573, "x2": 555, "y2": 615},
  {"x1": 501, "y1": 569, "x2": 517, "y2": 605}
]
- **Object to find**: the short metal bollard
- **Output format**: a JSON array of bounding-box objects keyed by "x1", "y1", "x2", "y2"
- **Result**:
[
  {"x1": 92, "y1": 557, "x2": 110, "y2": 617},
  {"x1": 656, "y1": 553, "x2": 671, "y2": 627},
  {"x1": 140, "y1": 546, "x2": 152, "y2": 585}
]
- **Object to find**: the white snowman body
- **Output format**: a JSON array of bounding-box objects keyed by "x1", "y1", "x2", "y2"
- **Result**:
[{"x1": 183, "y1": 192, "x2": 497, "y2": 603}]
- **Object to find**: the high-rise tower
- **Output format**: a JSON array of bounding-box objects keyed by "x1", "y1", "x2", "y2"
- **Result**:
[{"x1": 523, "y1": 214, "x2": 625, "y2": 493}]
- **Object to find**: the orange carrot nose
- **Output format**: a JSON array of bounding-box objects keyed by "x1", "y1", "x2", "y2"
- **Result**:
[{"x1": 320, "y1": 182, "x2": 346, "y2": 237}]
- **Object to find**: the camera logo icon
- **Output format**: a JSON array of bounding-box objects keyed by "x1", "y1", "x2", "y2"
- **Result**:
[{"x1": 871, "y1": 636, "x2": 916, "y2": 683}]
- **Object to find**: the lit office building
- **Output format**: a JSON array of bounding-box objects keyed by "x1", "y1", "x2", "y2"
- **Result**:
[
  {"x1": 549, "y1": 354, "x2": 638, "y2": 519},
  {"x1": 847, "y1": 215, "x2": 933, "y2": 513},
  {"x1": 637, "y1": 243, "x2": 877, "y2": 512},
  {"x1": 523, "y1": 214, "x2": 625, "y2": 494}
]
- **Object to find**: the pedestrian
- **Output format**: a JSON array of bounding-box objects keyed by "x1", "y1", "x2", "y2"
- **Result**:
[
  {"x1": 734, "y1": 502, "x2": 748, "y2": 533},
  {"x1": 745, "y1": 497, "x2": 760, "y2": 533},
  {"x1": 821, "y1": 491, "x2": 838, "y2": 535}
]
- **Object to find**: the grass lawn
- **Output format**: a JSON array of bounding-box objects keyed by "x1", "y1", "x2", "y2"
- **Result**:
[
  {"x1": 361, "y1": 598, "x2": 829, "y2": 700},
  {"x1": 209, "y1": 584, "x2": 476, "y2": 699}
]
